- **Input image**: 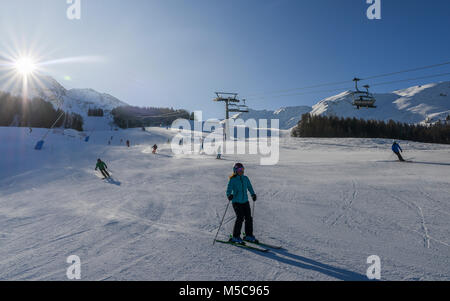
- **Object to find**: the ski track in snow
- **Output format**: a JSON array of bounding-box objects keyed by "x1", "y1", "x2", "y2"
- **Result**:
[
  {"x1": 325, "y1": 179, "x2": 358, "y2": 227},
  {"x1": 1, "y1": 127, "x2": 450, "y2": 280},
  {"x1": 379, "y1": 188, "x2": 431, "y2": 249}
]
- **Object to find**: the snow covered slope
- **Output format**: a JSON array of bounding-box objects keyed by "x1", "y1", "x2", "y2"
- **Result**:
[
  {"x1": 234, "y1": 106, "x2": 312, "y2": 129},
  {"x1": 311, "y1": 82, "x2": 450, "y2": 124},
  {"x1": 1, "y1": 126, "x2": 449, "y2": 280},
  {"x1": 0, "y1": 74, "x2": 128, "y2": 130}
]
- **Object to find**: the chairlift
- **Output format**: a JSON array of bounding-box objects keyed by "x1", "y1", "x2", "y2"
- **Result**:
[
  {"x1": 351, "y1": 78, "x2": 376, "y2": 109},
  {"x1": 228, "y1": 104, "x2": 245, "y2": 113},
  {"x1": 236, "y1": 99, "x2": 249, "y2": 113}
]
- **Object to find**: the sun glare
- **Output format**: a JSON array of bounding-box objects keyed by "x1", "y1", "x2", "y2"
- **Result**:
[{"x1": 14, "y1": 57, "x2": 37, "y2": 76}]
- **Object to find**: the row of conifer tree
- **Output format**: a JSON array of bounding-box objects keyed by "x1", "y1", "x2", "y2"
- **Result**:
[
  {"x1": 292, "y1": 114, "x2": 450, "y2": 144},
  {"x1": 0, "y1": 92, "x2": 83, "y2": 131}
]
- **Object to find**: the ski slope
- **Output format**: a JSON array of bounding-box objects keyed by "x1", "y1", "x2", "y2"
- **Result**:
[{"x1": 1, "y1": 126, "x2": 449, "y2": 280}]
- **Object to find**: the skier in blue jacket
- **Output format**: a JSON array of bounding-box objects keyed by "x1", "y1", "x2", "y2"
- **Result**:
[
  {"x1": 392, "y1": 141, "x2": 405, "y2": 162},
  {"x1": 226, "y1": 163, "x2": 258, "y2": 244}
]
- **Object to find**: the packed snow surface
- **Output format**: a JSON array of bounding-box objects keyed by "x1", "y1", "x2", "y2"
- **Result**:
[{"x1": 0, "y1": 126, "x2": 449, "y2": 280}]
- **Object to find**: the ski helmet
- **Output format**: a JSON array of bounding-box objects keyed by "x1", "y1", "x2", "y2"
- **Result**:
[{"x1": 233, "y1": 163, "x2": 244, "y2": 173}]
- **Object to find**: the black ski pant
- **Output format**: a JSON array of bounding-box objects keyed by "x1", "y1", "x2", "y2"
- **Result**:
[
  {"x1": 394, "y1": 151, "x2": 405, "y2": 162},
  {"x1": 232, "y1": 202, "x2": 253, "y2": 238},
  {"x1": 100, "y1": 168, "x2": 110, "y2": 178}
]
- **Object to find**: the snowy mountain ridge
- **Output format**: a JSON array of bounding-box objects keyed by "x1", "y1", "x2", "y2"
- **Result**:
[
  {"x1": 236, "y1": 81, "x2": 450, "y2": 129},
  {"x1": 311, "y1": 81, "x2": 450, "y2": 125},
  {"x1": 233, "y1": 106, "x2": 312, "y2": 129},
  {"x1": 0, "y1": 73, "x2": 129, "y2": 130}
]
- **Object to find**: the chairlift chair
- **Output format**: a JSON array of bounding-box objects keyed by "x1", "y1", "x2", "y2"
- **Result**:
[
  {"x1": 351, "y1": 78, "x2": 377, "y2": 109},
  {"x1": 236, "y1": 99, "x2": 249, "y2": 113}
]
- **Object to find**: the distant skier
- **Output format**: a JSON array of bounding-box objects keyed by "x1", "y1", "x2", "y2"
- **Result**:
[
  {"x1": 392, "y1": 141, "x2": 405, "y2": 162},
  {"x1": 95, "y1": 159, "x2": 110, "y2": 179},
  {"x1": 29, "y1": 127, "x2": 32, "y2": 134},
  {"x1": 152, "y1": 144, "x2": 158, "y2": 154},
  {"x1": 216, "y1": 145, "x2": 222, "y2": 160},
  {"x1": 226, "y1": 163, "x2": 258, "y2": 244},
  {"x1": 126, "y1": 140, "x2": 130, "y2": 147}
]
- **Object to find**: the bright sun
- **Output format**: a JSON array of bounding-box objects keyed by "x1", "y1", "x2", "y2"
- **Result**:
[{"x1": 14, "y1": 57, "x2": 37, "y2": 76}]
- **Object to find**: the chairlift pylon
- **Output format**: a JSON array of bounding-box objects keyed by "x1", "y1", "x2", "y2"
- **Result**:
[{"x1": 213, "y1": 92, "x2": 250, "y2": 118}]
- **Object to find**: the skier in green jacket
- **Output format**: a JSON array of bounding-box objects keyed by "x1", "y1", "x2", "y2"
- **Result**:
[
  {"x1": 226, "y1": 163, "x2": 258, "y2": 244},
  {"x1": 95, "y1": 159, "x2": 110, "y2": 179}
]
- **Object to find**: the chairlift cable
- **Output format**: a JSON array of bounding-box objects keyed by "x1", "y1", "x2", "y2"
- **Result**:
[
  {"x1": 370, "y1": 72, "x2": 450, "y2": 87},
  {"x1": 362, "y1": 61, "x2": 450, "y2": 81},
  {"x1": 243, "y1": 60, "x2": 450, "y2": 98},
  {"x1": 245, "y1": 71, "x2": 450, "y2": 101}
]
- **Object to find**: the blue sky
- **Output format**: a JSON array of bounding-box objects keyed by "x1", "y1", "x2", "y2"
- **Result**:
[{"x1": 0, "y1": 0, "x2": 449, "y2": 118}]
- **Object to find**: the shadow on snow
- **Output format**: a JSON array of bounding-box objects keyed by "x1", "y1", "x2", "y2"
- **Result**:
[
  {"x1": 243, "y1": 248, "x2": 368, "y2": 281},
  {"x1": 105, "y1": 178, "x2": 121, "y2": 186}
]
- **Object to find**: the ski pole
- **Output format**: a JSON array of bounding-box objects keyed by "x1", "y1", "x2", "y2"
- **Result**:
[
  {"x1": 252, "y1": 200, "x2": 255, "y2": 219},
  {"x1": 213, "y1": 201, "x2": 231, "y2": 245},
  {"x1": 252, "y1": 200, "x2": 256, "y2": 233}
]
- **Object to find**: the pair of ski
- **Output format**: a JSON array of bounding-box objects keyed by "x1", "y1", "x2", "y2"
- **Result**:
[{"x1": 215, "y1": 239, "x2": 282, "y2": 253}]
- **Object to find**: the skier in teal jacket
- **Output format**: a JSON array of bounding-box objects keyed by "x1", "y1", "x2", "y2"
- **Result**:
[{"x1": 226, "y1": 163, "x2": 258, "y2": 244}]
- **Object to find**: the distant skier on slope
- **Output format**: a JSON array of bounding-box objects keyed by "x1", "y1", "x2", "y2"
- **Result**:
[
  {"x1": 392, "y1": 141, "x2": 405, "y2": 162},
  {"x1": 126, "y1": 140, "x2": 130, "y2": 148},
  {"x1": 95, "y1": 158, "x2": 111, "y2": 179},
  {"x1": 216, "y1": 145, "x2": 222, "y2": 160},
  {"x1": 152, "y1": 144, "x2": 158, "y2": 154},
  {"x1": 226, "y1": 163, "x2": 258, "y2": 244}
]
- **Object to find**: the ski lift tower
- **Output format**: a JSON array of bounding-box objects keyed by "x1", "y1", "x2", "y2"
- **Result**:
[{"x1": 213, "y1": 92, "x2": 249, "y2": 139}]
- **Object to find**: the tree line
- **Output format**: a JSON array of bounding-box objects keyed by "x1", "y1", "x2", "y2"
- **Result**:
[
  {"x1": 88, "y1": 108, "x2": 104, "y2": 117},
  {"x1": 112, "y1": 106, "x2": 190, "y2": 128},
  {"x1": 0, "y1": 92, "x2": 83, "y2": 131},
  {"x1": 291, "y1": 114, "x2": 450, "y2": 145}
]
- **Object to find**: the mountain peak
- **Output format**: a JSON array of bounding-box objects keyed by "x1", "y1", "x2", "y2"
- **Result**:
[{"x1": 0, "y1": 72, "x2": 129, "y2": 130}]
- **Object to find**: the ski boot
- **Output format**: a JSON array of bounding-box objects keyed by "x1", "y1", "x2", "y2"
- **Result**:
[
  {"x1": 243, "y1": 235, "x2": 259, "y2": 244},
  {"x1": 229, "y1": 236, "x2": 245, "y2": 245}
]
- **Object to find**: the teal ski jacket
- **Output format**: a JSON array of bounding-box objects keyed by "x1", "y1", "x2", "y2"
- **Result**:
[{"x1": 226, "y1": 175, "x2": 255, "y2": 204}]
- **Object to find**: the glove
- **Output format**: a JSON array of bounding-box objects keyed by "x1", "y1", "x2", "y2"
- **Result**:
[
  {"x1": 252, "y1": 194, "x2": 257, "y2": 202},
  {"x1": 228, "y1": 195, "x2": 234, "y2": 201}
]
